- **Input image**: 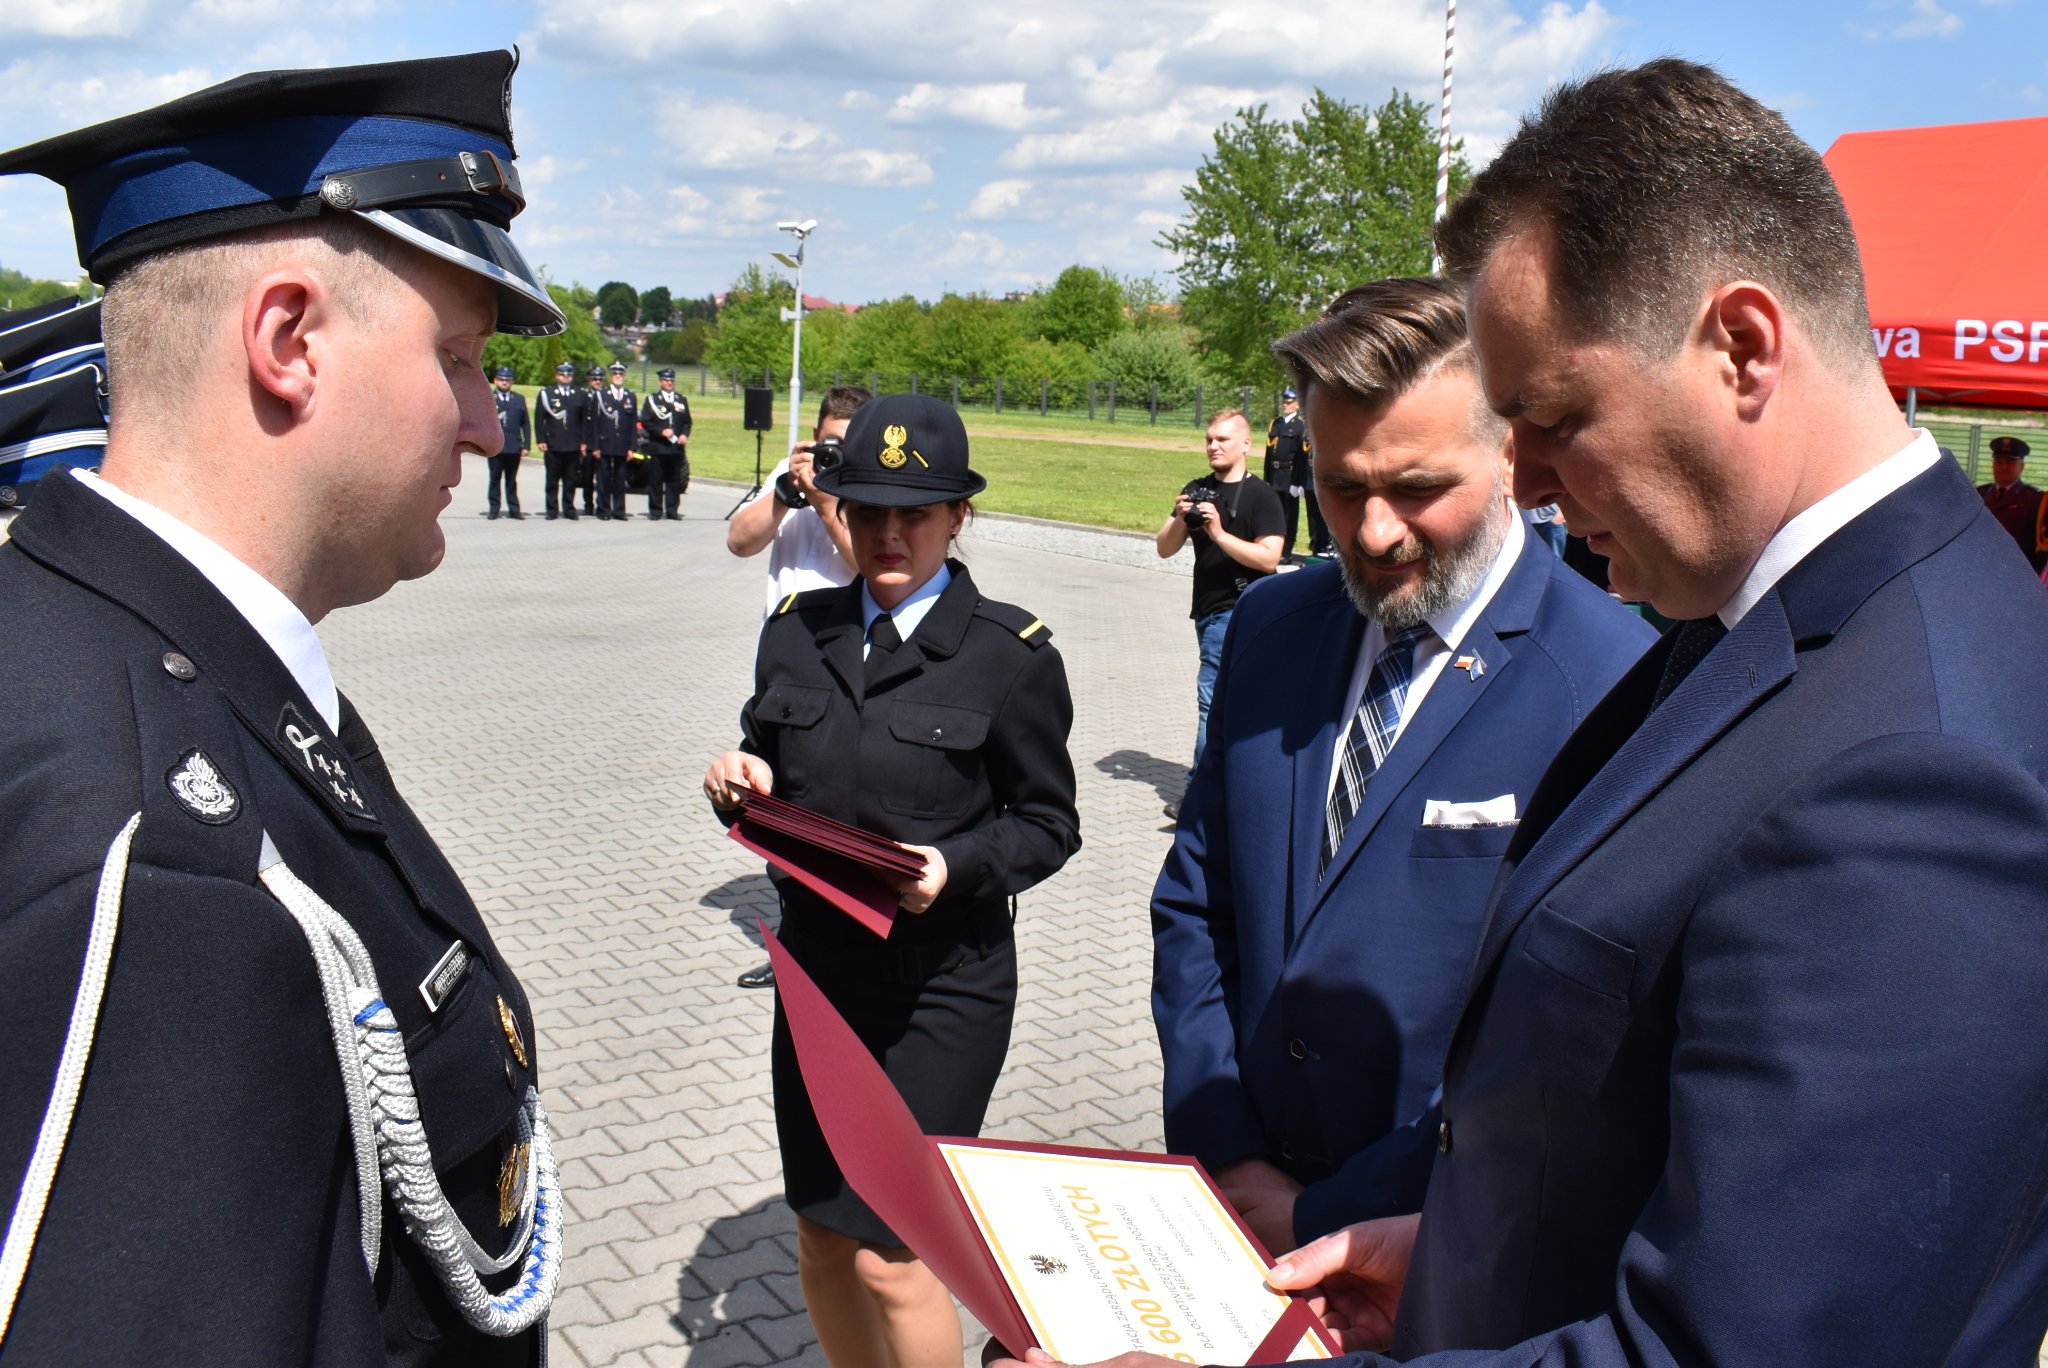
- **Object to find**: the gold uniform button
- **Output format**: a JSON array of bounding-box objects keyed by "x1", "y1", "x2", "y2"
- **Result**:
[{"x1": 497, "y1": 994, "x2": 529, "y2": 1069}]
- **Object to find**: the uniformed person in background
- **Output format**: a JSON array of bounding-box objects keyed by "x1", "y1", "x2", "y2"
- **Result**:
[
  {"x1": 0, "y1": 294, "x2": 110, "y2": 544},
  {"x1": 703, "y1": 393, "x2": 1081, "y2": 1368},
  {"x1": 1978, "y1": 435, "x2": 2045, "y2": 574},
  {"x1": 0, "y1": 50, "x2": 567, "y2": 1363},
  {"x1": 1264, "y1": 384, "x2": 1310, "y2": 563},
  {"x1": 641, "y1": 366, "x2": 692, "y2": 520},
  {"x1": 589, "y1": 359, "x2": 638, "y2": 521},
  {"x1": 577, "y1": 363, "x2": 605, "y2": 515},
  {"x1": 486, "y1": 364, "x2": 529, "y2": 519},
  {"x1": 535, "y1": 359, "x2": 585, "y2": 519}
]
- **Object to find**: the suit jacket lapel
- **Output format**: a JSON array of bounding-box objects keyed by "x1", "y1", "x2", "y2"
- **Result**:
[
  {"x1": 1468, "y1": 453, "x2": 1989, "y2": 984},
  {"x1": 1306, "y1": 617, "x2": 1507, "y2": 926},
  {"x1": 814, "y1": 584, "x2": 867, "y2": 701},
  {"x1": 1473, "y1": 594, "x2": 1795, "y2": 981},
  {"x1": 1298, "y1": 532, "x2": 1551, "y2": 926}
]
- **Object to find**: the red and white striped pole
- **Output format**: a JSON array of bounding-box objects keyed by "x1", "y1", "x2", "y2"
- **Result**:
[{"x1": 1431, "y1": 0, "x2": 1456, "y2": 273}]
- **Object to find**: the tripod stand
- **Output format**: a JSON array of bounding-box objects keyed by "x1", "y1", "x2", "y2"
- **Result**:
[{"x1": 727, "y1": 430, "x2": 765, "y2": 520}]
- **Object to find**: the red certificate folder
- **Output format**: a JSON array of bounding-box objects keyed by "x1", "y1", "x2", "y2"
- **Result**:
[
  {"x1": 727, "y1": 790, "x2": 925, "y2": 938},
  {"x1": 763, "y1": 927, "x2": 1337, "y2": 1363}
]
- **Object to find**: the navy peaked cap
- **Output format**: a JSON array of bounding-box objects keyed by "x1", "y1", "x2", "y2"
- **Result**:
[{"x1": 0, "y1": 50, "x2": 564, "y2": 337}]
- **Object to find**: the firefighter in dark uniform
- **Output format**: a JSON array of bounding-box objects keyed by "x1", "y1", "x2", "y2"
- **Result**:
[
  {"x1": 486, "y1": 365, "x2": 529, "y2": 519},
  {"x1": 1264, "y1": 385, "x2": 1311, "y2": 562},
  {"x1": 1978, "y1": 435, "x2": 2045, "y2": 574},
  {"x1": 576, "y1": 364, "x2": 605, "y2": 515},
  {"x1": 589, "y1": 360, "x2": 637, "y2": 521},
  {"x1": 0, "y1": 52, "x2": 566, "y2": 1364},
  {"x1": 640, "y1": 366, "x2": 692, "y2": 520},
  {"x1": 702, "y1": 393, "x2": 1080, "y2": 1368},
  {"x1": 534, "y1": 360, "x2": 585, "y2": 519}
]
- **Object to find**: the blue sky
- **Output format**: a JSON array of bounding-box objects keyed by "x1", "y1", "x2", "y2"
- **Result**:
[{"x1": 1, "y1": 0, "x2": 2043, "y2": 307}]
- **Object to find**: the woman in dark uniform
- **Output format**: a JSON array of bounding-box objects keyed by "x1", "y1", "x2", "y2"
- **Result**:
[{"x1": 702, "y1": 394, "x2": 1081, "y2": 1367}]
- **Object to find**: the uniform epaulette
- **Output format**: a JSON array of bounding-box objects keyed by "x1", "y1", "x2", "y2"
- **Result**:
[
  {"x1": 775, "y1": 587, "x2": 840, "y2": 618},
  {"x1": 974, "y1": 599, "x2": 1053, "y2": 648}
]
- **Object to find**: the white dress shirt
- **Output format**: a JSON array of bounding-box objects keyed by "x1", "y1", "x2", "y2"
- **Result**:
[
  {"x1": 1716, "y1": 428, "x2": 1941, "y2": 629},
  {"x1": 72, "y1": 467, "x2": 340, "y2": 730},
  {"x1": 1327, "y1": 510, "x2": 1527, "y2": 798}
]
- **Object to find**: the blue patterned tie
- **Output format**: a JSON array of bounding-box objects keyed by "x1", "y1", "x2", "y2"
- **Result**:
[{"x1": 1322, "y1": 624, "x2": 1432, "y2": 875}]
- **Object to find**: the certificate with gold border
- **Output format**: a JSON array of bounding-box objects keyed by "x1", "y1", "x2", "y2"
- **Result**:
[
  {"x1": 939, "y1": 1143, "x2": 1334, "y2": 1363},
  {"x1": 763, "y1": 927, "x2": 1337, "y2": 1364}
]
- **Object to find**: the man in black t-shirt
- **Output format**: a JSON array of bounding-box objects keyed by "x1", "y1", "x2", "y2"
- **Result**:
[{"x1": 1156, "y1": 408, "x2": 1286, "y2": 807}]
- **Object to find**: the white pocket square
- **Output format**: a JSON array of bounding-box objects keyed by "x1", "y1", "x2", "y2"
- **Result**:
[{"x1": 1422, "y1": 794, "x2": 1518, "y2": 828}]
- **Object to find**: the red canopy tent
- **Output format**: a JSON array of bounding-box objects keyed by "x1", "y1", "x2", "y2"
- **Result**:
[{"x1": 1824, "y1": 115, "x2": 2048, "y2": 414}]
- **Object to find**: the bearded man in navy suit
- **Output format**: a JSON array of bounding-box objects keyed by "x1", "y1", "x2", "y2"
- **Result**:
[
  {"x1": 1150, "y1": 277, "x2": 1652, "y2": 1258},
  {"x1": 1004, "y1": 56, "x2": 2048, "y2": 1368}
]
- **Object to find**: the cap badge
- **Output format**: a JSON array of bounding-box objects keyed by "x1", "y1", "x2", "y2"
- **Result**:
[
  {"x1": 167, "y1": 748, "x2": 239, "y2": 824},
  {"x1": 881, "y1": 423, "x2": 909, "y2": 469}
]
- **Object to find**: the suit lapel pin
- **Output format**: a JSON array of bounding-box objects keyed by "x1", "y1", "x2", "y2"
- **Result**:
[{"x1": 1454, "y1": 653, "x2": 1486, "y2": 679}]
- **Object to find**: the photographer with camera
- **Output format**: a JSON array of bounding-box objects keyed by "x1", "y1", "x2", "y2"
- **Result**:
[
  {"x1": 1156, "y1": 409, "x2": 1285, "y2": 811},
  {"x1": 724, "y1": 383, "x2": 871, "y2": 990}
]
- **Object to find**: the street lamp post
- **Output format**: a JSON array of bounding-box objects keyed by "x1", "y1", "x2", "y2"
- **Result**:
[{"x1": 772, "y1": 219, "x2": 817, "y2": 461}]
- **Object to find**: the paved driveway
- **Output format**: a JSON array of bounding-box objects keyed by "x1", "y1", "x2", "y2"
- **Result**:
[{"x1": 321, "y1": 462, "x2": 1201, "y2": 1366}]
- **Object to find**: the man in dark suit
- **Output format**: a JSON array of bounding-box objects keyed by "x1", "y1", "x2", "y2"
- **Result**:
[
  {"x1": 535, "y1": 360, "x2": 585, "y2": 519},
  {"x1": 486, "y1": 365, "x2": 529, "y2": 519},
  {"x1": 641, "y1": 366, "x2": 692, "y2": 520},
  {"x1": 1977, "y1": 435, "x2": 2044, "y2": 572},
  {"x1": 0, "y1": 52, "x2": 568, "y2": 1363},
  {"x1": 589, "y1": 360, "x2": 638, "y2": 521},
  {"x1": 1153, "y1": 278, "x2": 1652, "y2": 1258},
  {"x1": 1263, "y1": 387, "x2": 1310, "y2": 562},
  {"x1": 1008, "y1": 57, "x2": 2048, "y2": 1368}
]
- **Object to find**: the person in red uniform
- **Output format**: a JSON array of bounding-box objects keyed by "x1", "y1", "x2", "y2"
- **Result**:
[{"x1": 1977, "y1": 435, "x2": 2045, "y2": 573}]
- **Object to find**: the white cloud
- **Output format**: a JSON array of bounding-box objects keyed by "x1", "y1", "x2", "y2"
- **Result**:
[
  {"x1": 0, "y1": 0, "x2": 155, "y2": 38},
  {"x1": 998, "y1": 89, "x2": 1262, "y2": 170},
  {"x1": 962, "y1": 178, "x2": 1036, "y2": 220},
  {"x1": 657, "y1": 95, "x2": 933, "y2": 186},
  {"x1": 840, "y1": 90, "x2": 879, "y2": 110},
  {"x1": 1893, "y1": 0, "x2": 1964, "y2": 37},
  {"x1": 889, "y1": 82, "x2": 1057, "y2": 131},
  {"x1": 0, "y1": 56, "x2": 219, "y2": 144}
]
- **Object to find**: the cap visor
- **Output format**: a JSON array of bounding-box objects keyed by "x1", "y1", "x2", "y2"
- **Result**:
[{"x1": 358, "y1": 206, "x2": 564, "y2": 336}]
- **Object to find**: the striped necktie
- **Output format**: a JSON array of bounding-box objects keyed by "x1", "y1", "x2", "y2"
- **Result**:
[{"x1": 1322, "y1": 624, "x2": 1431, "y2": 875}]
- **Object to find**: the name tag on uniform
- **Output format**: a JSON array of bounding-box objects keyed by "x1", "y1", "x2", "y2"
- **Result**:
[{"x1": 419, "y1": 939, "x2": 474, "y2": 1012}]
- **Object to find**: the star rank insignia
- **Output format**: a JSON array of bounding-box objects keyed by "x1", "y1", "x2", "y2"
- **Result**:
[{"x1": 275, "y1": 702, "x2": 378, "y2": 823}]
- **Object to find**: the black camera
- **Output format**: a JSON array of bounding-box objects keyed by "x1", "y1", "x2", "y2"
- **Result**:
[
  {"x1": 810, "y1": 436, "x2": 844, "y2": 473},
  {"x1": 1183, "y1": 482, "x2": 1217, "y2": 531},
  {"x1": 773, "y1": 471, "x2": 808, "y2": 509}
]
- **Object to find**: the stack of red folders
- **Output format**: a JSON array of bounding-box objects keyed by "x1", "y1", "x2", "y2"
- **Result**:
[{"x1": 727, "y1": 789, "x2": 926, "y2": 937}]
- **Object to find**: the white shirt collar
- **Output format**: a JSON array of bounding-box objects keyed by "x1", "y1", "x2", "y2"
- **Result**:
[
  {"x1": 71, "y1": 467, "x2": 340, "y2": 730},
  {"x1": 1716, "y1": 429, "x2": 1940, "y2": 629},
  {"x1": 861, "y1": 563, "x2": 953, "y2": 648}
]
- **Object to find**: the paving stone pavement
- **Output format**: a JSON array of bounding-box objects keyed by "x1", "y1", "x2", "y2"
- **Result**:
[{"x1": 318, "y1": 458, "x2": 1210, "y2": 1367}]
